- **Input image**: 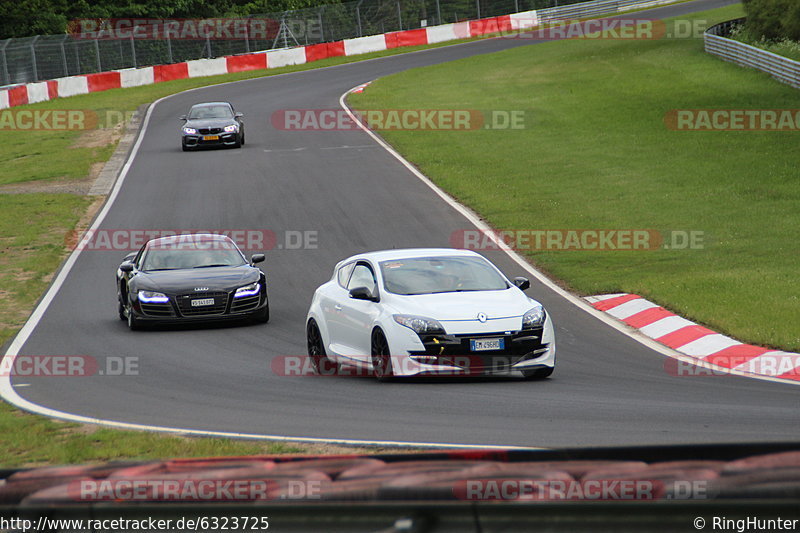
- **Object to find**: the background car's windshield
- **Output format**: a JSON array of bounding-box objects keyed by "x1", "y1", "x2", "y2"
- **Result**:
[
  {"x1": 380, "y1": 256, "x2": 509, "y2": 295},
  {"x1": 141, "y1": 244, "x2": 245, "y2": 270},
  {"x1": 188, "y1": 105, "x2": 233, "y2": 119}
]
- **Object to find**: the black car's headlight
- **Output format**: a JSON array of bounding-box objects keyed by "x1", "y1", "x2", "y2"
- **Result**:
[
  {"x1": 522, "y1": 305, "x2": 546, "y2": 329},
  {"x1": 234, "y1": 282, "x2": 260, "y2": 298},
  {"x1": 223, "y1": 124, "x2": 239, "y2": 133},
  {"x1": 183, "y1": 127, "x2": 198, "y2": 135},
  {"x1": 138, "y1": 290, "x2": 169, "y2": 303},
  {"x1": 394, "y1": 315, "x2": 445, "y2": 335}
]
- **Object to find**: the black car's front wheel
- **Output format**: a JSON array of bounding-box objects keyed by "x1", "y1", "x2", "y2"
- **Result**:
[
  {"x1": 127, "y1": 305, "x2": 140, "y2": 331},
  {"x1": 371, "y1": 329, "x2": 393, "y2": 382},
  {"x1": 118, "y1": 300, "x2": 126, "y2": 321},
  {"x1": 252, "y1": 301, "x2": 270, "y2": 324}
]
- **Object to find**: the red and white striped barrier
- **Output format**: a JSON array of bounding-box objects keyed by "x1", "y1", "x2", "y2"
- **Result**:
[
  {"x1": 0, "y1": 9, "x2": 540, "y2": 110},
  {"x1": 587, "y1": 294, "x2": 800, "y2": 382}
]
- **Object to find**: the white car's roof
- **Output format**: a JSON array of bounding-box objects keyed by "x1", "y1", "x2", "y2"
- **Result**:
[{"x1": 341, "y1": 248, "x2": 484, "y2": 264}]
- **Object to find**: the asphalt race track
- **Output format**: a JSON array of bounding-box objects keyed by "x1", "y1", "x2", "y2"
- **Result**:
[{"x1": 6, "y1": 0, "x2": 798, "y2": 448}]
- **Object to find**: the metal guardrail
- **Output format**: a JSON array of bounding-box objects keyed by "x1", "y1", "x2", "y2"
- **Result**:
[
  {"x1": 536, "y1": 0, "x2": 675, "y2": 22},
  {"x1": 704, "y1": 19, "x2": 800, "y2": 90}
]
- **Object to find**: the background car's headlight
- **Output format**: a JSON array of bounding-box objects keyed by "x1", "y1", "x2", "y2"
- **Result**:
[
  {"x1": 393, "y1": 315, "x2": 445, "y2": 335},
  {"x1": 522, "y1": 305, "x2": 546, "y2": 329},
  {"x1": 224, "y1": 124, "x2": 239, "y2": 133},
  {"x1": 234, "y1": 282, "x2": 260, "y2": 298},
  {"x1": 138, "y1": 291, "x2": 169, "y2": 303},
  {"x1": 183, "y1": 127, "x2": 197, "y2": 135}
]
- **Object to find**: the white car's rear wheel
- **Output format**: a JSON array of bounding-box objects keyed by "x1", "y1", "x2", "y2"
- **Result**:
[
  {"x1": 307, "y1": 320, "x2": 335, "y2": 375},
  {"x1": 371, "y1": 329, "x2": 393, "y2": 382}
]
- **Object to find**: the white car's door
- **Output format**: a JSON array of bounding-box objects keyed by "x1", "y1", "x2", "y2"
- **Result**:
[
  {"x1": 339, "y1": 262, "x2": 382, "y2": 362},
  {"x1": 320, "y1": 262, "x2": 356, "y2": 359}
]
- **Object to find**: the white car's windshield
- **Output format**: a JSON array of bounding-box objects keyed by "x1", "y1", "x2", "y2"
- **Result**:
[{"x1": 380, "y1": 256, "x2": 509, "y2": 295}]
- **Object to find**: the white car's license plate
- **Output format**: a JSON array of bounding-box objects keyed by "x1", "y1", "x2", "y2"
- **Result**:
[
  {"x1": 203, "y1": 135, "x2": 219, "y2": 141},
  {"x1": 191, "y1": 298, "x2": 215, "y2": 307},
  {"x1": 470, "y1": 338, "x2": 504, "y2": 352}
]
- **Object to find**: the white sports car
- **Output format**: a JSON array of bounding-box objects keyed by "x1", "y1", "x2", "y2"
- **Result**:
[{"x1": 305, "y1": 248, "x2": 556, "y2": 381}]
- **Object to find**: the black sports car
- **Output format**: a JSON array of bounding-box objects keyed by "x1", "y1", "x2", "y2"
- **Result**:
[
  {"x1": 180, "y1": 102, "x2": 245, "y2": 151},
  {"x1": 116, "y1": 234, "x2": 269, "y2": 330}
]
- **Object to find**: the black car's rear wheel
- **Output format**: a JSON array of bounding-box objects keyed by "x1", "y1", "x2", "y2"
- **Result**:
[
  {"x1": 371, "y1": 329, "x2": 393, "y2": 382},
  {"x1": 307, "y1": 320, "x2": 335, "y2": 375}
]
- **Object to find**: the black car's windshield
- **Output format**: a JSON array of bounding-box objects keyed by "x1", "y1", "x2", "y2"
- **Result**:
[
  {"x1": 380, "y1": 256, "x2": 509, "y2": 295},
  {"x1": 141, "y1": 242, "x2": 245, "y2": 271},
  {"x1": 188, "y1": 105, "x2": 233, "y2": 120}
]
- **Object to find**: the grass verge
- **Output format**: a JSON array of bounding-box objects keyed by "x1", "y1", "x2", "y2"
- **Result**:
[{"x1": 350, "y1": 3, "x2": 800, "y2": 352}]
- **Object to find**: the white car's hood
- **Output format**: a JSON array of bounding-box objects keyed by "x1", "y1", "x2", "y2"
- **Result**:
[{"x1": 387, "y1": 288, "x2": 536, "y2": 321}]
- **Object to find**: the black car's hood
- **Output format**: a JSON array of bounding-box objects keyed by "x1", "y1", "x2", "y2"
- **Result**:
[
  {"x1": 130, "y1": 265, "x2": 259, "y2": 293},
  {"x1": 183, "y1": 118, "x2": 238, "y2": 129}
]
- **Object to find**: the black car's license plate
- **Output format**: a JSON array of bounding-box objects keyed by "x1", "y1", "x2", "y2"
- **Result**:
[{"x1": 191, "y1": 298, "x2": 215, "y2": 307}]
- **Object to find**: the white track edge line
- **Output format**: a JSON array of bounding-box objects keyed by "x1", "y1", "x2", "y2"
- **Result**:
[{"x1": 338, "y1": 86, "x2": 800, "y2": 388}]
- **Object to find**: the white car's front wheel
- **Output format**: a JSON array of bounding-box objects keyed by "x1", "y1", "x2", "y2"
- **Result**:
[
  {"x1": 307, "y1": 320, "x2": 335, "y2": 375},
  {"x1": 371, "y1": 329, "x2": 393, "y2": 382}
]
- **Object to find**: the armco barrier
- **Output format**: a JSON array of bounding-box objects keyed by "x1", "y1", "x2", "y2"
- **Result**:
[
  {"x1": 0, "y1": 0, "x2": 682, "y2": 110},
  {"x1": 704, "y1": 19, "x2": 800, "y2": 90}
]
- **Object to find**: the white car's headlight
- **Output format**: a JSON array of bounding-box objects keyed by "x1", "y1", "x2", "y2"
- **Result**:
[
  {"x1": 224, "y1": 124, "x2": 239, "y2": 133},
  {"x1": 138, "y1": 290, "x2": 169, "y2": 303},
  {"x1": 393, "y1": 314, "x2": 445, "y2": 335},
  {"x1": 522, "y1": 305, "x2": 546, "y2": 329},
  {"x1": 234, "y1": 282, "x2": 260, "y2": 298},
  {"x1": 183, "y1": 127, "x2": 198, "y2": 134}
]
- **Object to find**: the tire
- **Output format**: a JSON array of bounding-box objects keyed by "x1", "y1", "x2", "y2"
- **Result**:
[
  {"x1": 521, "y1": 366, "x2": 553, "y2": 380},
  {"x1": 252, "y1": 301, "x2": 270, "y2": 324},
  {"x1": 241, "y1": 131, "x2": 245, "y2": 146},
  {"x1": 182, "y1": 142, "x2": 190, "y2": 152},
  {"x1": 127, "y1": 305, "x2": 140, "y2": 331},
  {"x1": 118, "y1": 300, "x2": 126, "y2": 321},
  {"x1": 371, "y1": 329, "x2": 393, "y2": 382},
  {"x1": 307, "y1": 320, "x2": 335, "y2": 375}
]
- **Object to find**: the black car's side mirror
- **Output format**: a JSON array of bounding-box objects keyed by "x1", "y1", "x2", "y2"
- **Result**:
[
  {"x1": 349, "y1": 286, "x2": 377, "y2": 302},
  {"x1": 119, "y1": 262, "x2": 134, "y2": 273},
  {"x1": 234, "y1": 112, "x2": 244, "y2": 118},
  {"x1": 513, "y1": 277, "x2": 530, "y2": 291},
  {"x1": 179, "y1": 115, "x2": 187, "y2": 121},
  {"x1": 250, "y1": 254, "x2": 265, "y2": 265}
]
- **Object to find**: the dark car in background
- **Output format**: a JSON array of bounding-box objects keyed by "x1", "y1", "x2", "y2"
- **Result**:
[
  {"x1": 180, "y1": 102, "x2": 245, "y2": 151},
  {"x1": 116, "y1": 233, "x2": 268, "y2": 329}
]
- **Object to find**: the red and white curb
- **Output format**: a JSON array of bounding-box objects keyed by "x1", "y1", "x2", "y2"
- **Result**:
[{"x1": 586, "y1": 294, "x2": 800, "y2": 381}]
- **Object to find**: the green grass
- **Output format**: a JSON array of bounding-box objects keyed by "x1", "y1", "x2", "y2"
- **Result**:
[
  {"x1": 350, "y1": 4, "x2": 800, "y2": 352},
  {"x1": 0, "y1": 194, "x2": 93, "y2": 346},
  {"x1": 0, "y1": 402, "x2": 303, "y2": 467}
]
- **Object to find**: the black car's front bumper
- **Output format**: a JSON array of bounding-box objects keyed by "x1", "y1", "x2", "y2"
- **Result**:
[
  {"x1": 182, "y1": 131, "x2": 239, "y2": 148},
  {"x1": 130, "y1": 288, "x2": 267, "y2": 323}
]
